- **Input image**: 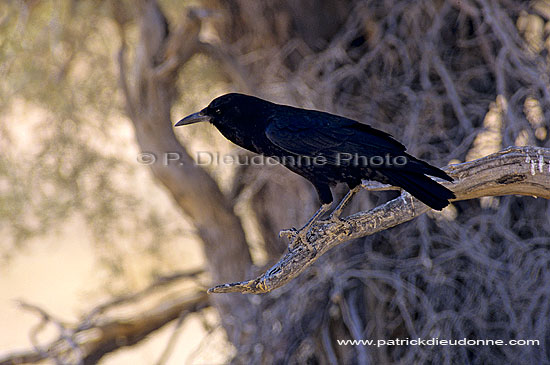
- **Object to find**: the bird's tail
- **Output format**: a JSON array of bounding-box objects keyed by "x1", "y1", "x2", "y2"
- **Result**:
[
  {"x1": 381, "y1": 169, "x2": 455, "y2": 210},
  {"x1": 402, "y1": 154, "x2": 454, "y2": 182}
]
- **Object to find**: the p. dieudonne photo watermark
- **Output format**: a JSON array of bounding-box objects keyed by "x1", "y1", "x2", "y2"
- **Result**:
[{"x1": 136, "y1": 151, "x2": 409, "y2": 167}]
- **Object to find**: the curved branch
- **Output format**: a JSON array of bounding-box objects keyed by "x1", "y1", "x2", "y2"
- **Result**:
[
  {"x1": 209, "y1": 146, "x2": 550, "y2": 294},
  {"x1": 0, "y1": 275, "x2": 209, "y2": 365}
]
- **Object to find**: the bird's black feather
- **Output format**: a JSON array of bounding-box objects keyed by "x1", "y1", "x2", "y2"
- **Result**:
[{"x1": 176, "y1": 93, "x2": 455, "y2": 210}]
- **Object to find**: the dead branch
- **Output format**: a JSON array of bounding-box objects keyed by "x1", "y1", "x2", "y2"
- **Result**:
[
  {"x1": 0, "y1": 273, "x2": 209, "y2": 365},
  {"x1": 209, "y1": 146, "x2": 550, "y2": 294}
]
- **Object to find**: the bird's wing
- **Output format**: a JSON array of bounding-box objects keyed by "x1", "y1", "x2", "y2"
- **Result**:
[{"x1": 264, "y1": 109, "x2": 406, "y2": 165}]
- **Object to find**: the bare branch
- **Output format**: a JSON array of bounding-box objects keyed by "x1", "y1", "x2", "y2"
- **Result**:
[
  {"x1": 111, "y1": 1, "x2": 138, "y2": 120},
  {"x1": 209, "y1": 146, "x2": 550, "y2": 294},
  {"x1": 151, "y1": 9, "x2": 202, "y2": 80},
  {"x1": 117, "y1": 41, "x2": 137, "y2": 120},
  {"x1": 431, "y1": 52, "x2": 472, "y2": 131},
  {"x1": 154, "y1": 310, "x2": 188, "y2": 365},
  {"x1": 80, "y1": 269, "x2": 203, "y2": 324},
  {"x1": 0, "y1": 286, "x2": 209, "y2": 365}
]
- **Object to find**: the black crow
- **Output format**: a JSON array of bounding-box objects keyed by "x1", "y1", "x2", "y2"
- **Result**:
[{"x1": 176, "y1": 93, "x2": 455, "y2": 241}]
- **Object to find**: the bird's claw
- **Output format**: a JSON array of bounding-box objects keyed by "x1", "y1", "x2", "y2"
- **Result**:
[
  {"x1": 318, "y1": 214, "x2": 343, "y2": 225},
  {"x1": 318, "y1": 215, "x2": 354, "y2": 235},
  {"x1": 279, "y1": 227, "x2": 298, "y2": 240},
  {"x1": 279, "y1": 227, "x2": 315, "y2": 252}
]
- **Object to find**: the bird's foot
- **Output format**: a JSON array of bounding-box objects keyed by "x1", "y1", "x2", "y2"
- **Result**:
[
  {"x1": 278, "y1": 227, "x2": 297, "y2": 241},
  {"x1": 360, "y1": 180, "x2": 399, "y2": 192},
  {"x1": 279, "y1": 227, "x2": 315, "y2": 252},
  {"x1": 279, "y1": 203, "x2": 332, "y2": 253},
  {"x1": 319, "y1": 215, "x2": 343, "y2": 225},
  {"x1": 318, "y1": 214, "x2": 354, "y2": 236}
]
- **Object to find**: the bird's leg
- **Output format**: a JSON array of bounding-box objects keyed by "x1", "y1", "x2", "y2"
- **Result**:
[
  {"x1": 326, "y1": 185, "x2": 362, "y2": 222},
  {"x1": 279, "y1": 203, "x2": 332, "y2": 251},
  {"x1": 327, "y1": 181, "x2": 399, "y2": 221},
  {"x1": 321, "y1": 181, "x2": 400, "y2": 229}
]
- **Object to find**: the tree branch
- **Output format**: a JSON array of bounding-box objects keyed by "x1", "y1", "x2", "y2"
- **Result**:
[
  {"x1": 0, "y1": 275, "x2": 209, "y2": 365},
  {"x1": 209, "y1": 146, "x2": 550, "y2": 294}
]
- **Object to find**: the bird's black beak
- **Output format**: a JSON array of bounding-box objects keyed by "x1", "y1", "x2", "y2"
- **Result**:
[{"x1": 175, "y1": 109, "x2": 211, "y2": 126}]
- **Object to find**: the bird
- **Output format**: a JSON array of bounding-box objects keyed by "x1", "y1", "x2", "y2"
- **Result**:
[{"x1": 175, "y1": 93, "x2": 455, "y2": 245}]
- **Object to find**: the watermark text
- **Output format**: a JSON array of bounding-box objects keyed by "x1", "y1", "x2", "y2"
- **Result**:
[{"x1": 136, "y1": 151, "x2": 409, "y2": 168}]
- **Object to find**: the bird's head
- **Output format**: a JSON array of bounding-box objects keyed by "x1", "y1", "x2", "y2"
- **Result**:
[{"x1": 175, "y1": 93, "x2": 263, "y2": 127}]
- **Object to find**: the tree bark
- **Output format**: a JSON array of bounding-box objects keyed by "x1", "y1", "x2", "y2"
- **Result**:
[{"x1": 116, "y1": 0, "x2": 255, "y2": 345}]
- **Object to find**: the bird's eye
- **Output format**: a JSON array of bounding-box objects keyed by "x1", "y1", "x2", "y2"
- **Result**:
[{"x1": 215, "y1": 108, "x2": 222, "y2": 115}]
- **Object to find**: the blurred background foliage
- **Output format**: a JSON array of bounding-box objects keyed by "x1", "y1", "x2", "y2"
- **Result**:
[{"x1": 0, "y1": 0, "x2": 218, "y2": 289}]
